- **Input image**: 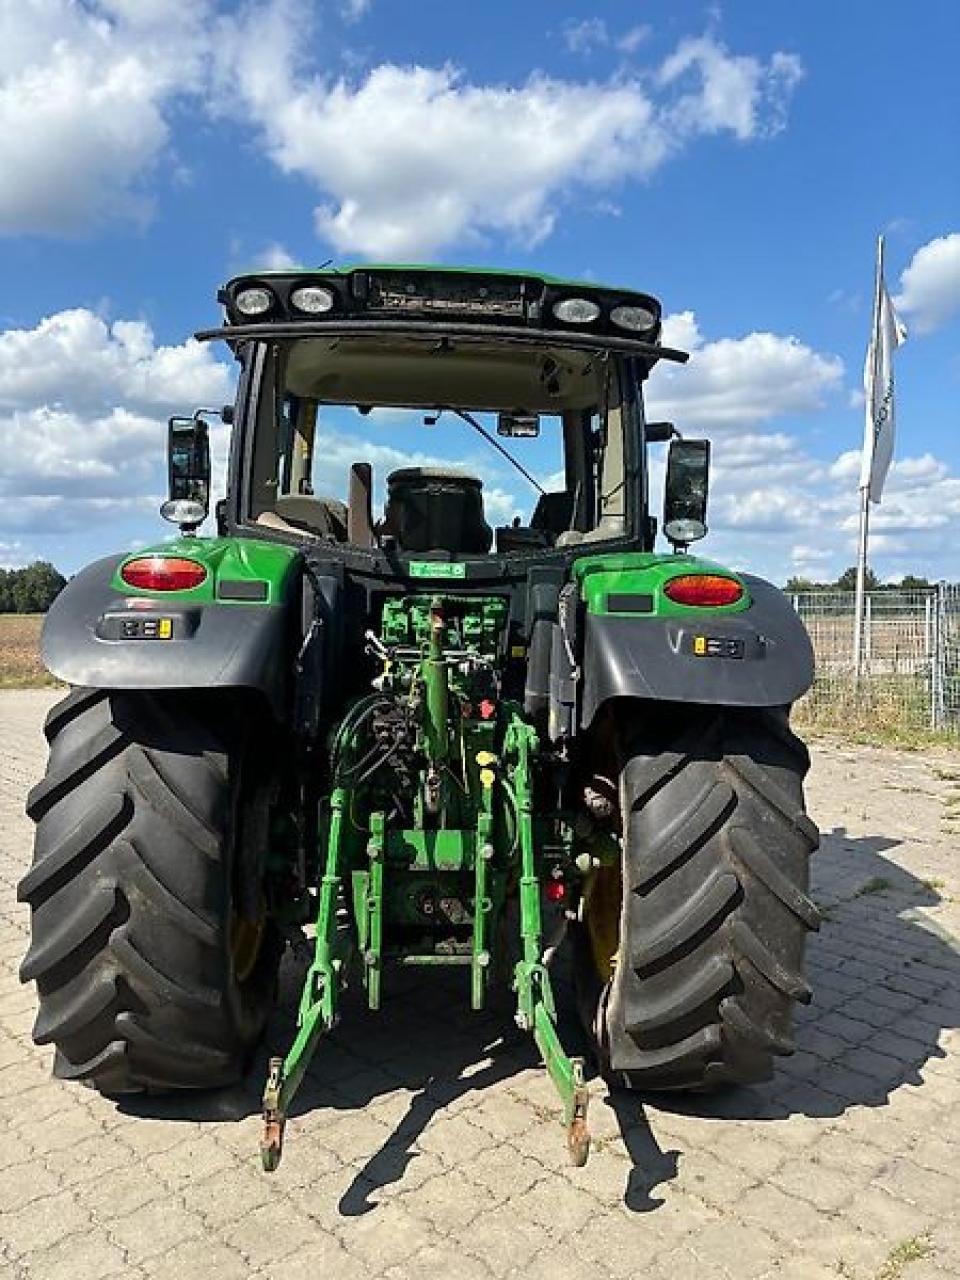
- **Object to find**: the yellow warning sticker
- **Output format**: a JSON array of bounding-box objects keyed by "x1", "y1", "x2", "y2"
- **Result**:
[
  {"x1": 158, "y1": 618, "x2": 173, "y2": 640},
  {"x1": 693, "y1": 635, "x2": 706, "y2": 656},
  {"x1": 510, "y1": 645, "x2": 526, "y2": 659}
]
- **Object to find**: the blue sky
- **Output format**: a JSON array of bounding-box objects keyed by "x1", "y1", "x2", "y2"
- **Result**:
[{"x1": 1, "y1": 0, "x2": 958, "y2": 584}]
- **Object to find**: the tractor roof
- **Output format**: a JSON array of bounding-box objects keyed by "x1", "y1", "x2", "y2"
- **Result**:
[
  {"x1": 200, "y1": 263, "x2": 687, "y2": 365},
  {"x1": 247, "y1": 262, "x2": 647, "y2": 296}
]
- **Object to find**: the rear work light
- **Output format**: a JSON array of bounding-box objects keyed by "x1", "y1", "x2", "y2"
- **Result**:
[
  {"x1": 121, "y1": 557, "x2": 207, "y2": 592},
  {"x1": 552, "y1": 297, "x2": 601, "y2": 324},
  {"x1": 290, "y1": 285, "x2": 334, "y2": 314},
  {"x1": 235, "y1": 286, "x2": 274, "y2": 316},
  {"x1": 664, "y1": 574, "x2": 744, "y2": 607}
]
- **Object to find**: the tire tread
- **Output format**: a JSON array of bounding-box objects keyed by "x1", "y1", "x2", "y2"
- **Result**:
[
  {"x1": 20, "y1": 688, "x2": 278, "y2": 1093},
  {"x1": 594, "y1": 705, "x2": 818, "y2": 1090}
]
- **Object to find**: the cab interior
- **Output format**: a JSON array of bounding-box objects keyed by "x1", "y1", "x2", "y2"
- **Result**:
[{"x1": 246, "y1": 335, "x2": 637, "y2": 556}]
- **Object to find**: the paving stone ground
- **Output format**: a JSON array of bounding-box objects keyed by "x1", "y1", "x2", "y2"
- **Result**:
[{"x1": 1, "y1": 689, "x2": 959, "y2": 1280}]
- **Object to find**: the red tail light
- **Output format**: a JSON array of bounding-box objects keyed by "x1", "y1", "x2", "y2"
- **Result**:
[
  {"x1": 545, "y1": 879, "x2": 566, "y2": 903},
  {"x1": 664, "y1": 574, "x2": 744, "y2": 607},
  {"x1": 120, "y1": 557, "x2": 207, "y2": 592}
]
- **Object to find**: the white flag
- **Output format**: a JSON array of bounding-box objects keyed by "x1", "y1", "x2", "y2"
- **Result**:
[{"x1": 860, "y1": 264, "x2": 907, "y2": 502}]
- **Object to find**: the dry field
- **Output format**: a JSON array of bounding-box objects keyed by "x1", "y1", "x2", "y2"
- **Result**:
[{"x1": 0, "y1": 616, "x2": 53, "y2": 688}]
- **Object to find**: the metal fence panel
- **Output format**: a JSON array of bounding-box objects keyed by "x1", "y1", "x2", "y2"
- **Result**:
[{"x1": 790, "y1": 586, "x2": 960, "y2": 738}]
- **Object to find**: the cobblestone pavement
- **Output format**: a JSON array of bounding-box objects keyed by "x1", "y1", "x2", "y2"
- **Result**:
[{"x1": 1, "y1": 689, "x2": 959, "y2": 1280}]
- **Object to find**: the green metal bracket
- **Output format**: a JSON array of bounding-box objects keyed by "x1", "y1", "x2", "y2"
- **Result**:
[
  {"x1": 260, "y1": 788, "x2": 355, "y2": 1172},
  {"x1": 388, "y1": 828, "x2": 472, "y2": 871},
  {"x1": 505, "y1": 708, "x2": 591, "y2": 1166},
  {"x1": 421, "y1": 597, "x2": 450, "y2": 766},
  {"x1": 471, "y1": 770, "x2": 495, "y2": 1011},
  {"x1": 364, "y1": 812, "x2": 384, "y2": 1010}
]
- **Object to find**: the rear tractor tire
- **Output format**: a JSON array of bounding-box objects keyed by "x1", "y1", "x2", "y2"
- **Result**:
[
  {"x1": 19, "y1": 688, "x2": 281, "y2": 1094},
  {"x1": 577, "y1": 706, "x2": 820, "y2": 1090}
]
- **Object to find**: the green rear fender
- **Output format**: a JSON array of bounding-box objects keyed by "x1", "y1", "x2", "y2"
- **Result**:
[{"x1": 40, "y1": 539, "x2": 302, "y2": 717}]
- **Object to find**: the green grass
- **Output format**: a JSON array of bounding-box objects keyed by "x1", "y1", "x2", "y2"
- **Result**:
[
  {"x1": 855, "y1": 876, "x2": 893, "y2": 897},
  {"x1": 794, "y1": 674, "x2": 960, "y2": 750},
  {"x1": 876, "y1": 1234, "x2": 934, "y2": 1280}
]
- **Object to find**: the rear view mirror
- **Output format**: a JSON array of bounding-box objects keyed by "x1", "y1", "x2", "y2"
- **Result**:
[
  {"x1": 664, "y1": 438, "x2": 710, "y2": 549},
  {"x1": 163, "y1": 416, "x2": 210, "y2": 531},
  {"x1": 497, "y1": 412, "x2": 540, "y2": 438}
]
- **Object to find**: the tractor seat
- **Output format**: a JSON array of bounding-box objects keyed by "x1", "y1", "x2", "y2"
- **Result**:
[
  {"x1": 258, "y1": 494, "x2": 348, "y2": 541},
  {"x1": 381, "y1": 467, "x2": 493, "y2": 554}
]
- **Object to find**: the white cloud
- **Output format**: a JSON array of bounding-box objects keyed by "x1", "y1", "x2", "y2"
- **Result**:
[
  {"x1": 790, "y1": 544, "x2": 832, "y2": 568},
  {"x1": 0, "y1": 538, "x2": 30, "y2": 568},
  {"x1": 256, "y1": 243, "x2": 300, "y2": 270},
  {"x1": 895, "y1": 232, "x2": 960, "y2": 334},
  {"x1": 700, "y1": 432, "x2": 960, "y2": 583},
  {"x1": 563, "y1": 19, "x2": 650, "y2": 56},
  {"x1": 0, "y1": 0, "x2": 210, "y2": 235},
  {"x1": 829, "y1": 450, "x2": 861, "y2": 482},
  {"x1": 828, "y1": 287, "x2": 863, "y2": 315},
  {"x1": 0, "y1": 310, "x2": 230, "y2": 417},
  {"x1": 215, "y1": 11, "x2": 804, "y2": 258},
  {"x1": 0, "y1": 310, "x2": 231, "y2": 545},
  {"x1": 220, "y1": 58, "x2": 663, "y2": 258},
  {"x1": 658, "y1": 38, "x2": 803, "y2": 140},
  {"x1": 617, "y1": 26, "x2": 651, "y2": 54},
  {"x1": 562, "y1": 18, "x2": 609, "y2": 54},
  {"x1": 0, "y1": 3, "x2": 805, "y2": 254},
  {"x1": 642, "y1": 312, "x2": 960, "y2": 582},
  {"x1": 648, "y1": 312, "x2": 843, "y2": 428}
]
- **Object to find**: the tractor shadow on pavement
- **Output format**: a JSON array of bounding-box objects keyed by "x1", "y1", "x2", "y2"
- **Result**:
[
  {"x1": 607, "y1": 826, "x2": 960, "y2": 1203},
  {"x1": 274, "y1": 962, "x2": 557, "y2": 1215},
  {"x1": 117, "y1": 953, "x2": 551, "y2": 1210},
  {"x1": 116, "y1": 826, "x2": 960, "y2": 1214}
]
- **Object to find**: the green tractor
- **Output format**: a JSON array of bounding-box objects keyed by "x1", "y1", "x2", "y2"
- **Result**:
[{"x1": 19, "y1": 265, "x2": 819, "y2": 1170}]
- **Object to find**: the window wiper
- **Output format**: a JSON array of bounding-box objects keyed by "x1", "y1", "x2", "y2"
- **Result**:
[{"x1": 438, "y1": 407, "x2": 546, "y2": 495}]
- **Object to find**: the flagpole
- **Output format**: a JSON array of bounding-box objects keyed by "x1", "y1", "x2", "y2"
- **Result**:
[
  {"x1": 853, "y1": 234, "x2": 884, "y2": 682},
  {"x1": 852, "y1": 484, "x2": 870, "y2": 680}
]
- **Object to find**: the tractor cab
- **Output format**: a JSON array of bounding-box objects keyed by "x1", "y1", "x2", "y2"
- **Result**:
[{"x1": 184, "y1": 265, "x2": 700, "y2": 566}]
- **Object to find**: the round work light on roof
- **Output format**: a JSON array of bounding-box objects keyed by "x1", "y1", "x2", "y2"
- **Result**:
[
  {"x1": 290, "y1": 285, "x2": 335, "y2": 314},
  {"x1": 610, "y1": 304, "x2": 657, "y2": 333},
  {"x1": 552, "y1": 297, "x2": 601, "y2": 325},
  {"x1": 234, "y1": 286, "x2": 274, "y2": 317}
]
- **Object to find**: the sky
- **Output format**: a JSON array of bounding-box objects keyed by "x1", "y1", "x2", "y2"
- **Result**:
[{"x1": 1, "y1": 0, "x2": 958, "y2": 585}]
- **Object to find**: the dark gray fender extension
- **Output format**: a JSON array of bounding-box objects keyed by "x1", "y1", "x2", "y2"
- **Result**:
[
  {"x1": 41, "y1": 555, "x2": 294, "y2": 717},
  {"x1": 580, "y1": 573, "x2": 814, "y2": 725}
]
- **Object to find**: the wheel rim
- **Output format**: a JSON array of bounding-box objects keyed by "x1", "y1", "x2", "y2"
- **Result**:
[
  {"x1": 230, "y1": 901, "x2": 267, "y2": 985},
  {"x1": 583, "y1": 863, "x2": 621, "y2": 981}
]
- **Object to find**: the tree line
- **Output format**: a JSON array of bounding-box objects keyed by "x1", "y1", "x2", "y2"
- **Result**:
[
  {"x1": 0, "y1": 558, "x2": 950, "y2": 612},
  {"x1": 785, "y1": 566, "x2": 943, "y2": 593},
  {"x1": 0, "y1": 562, "x2": 66, "y2": 613}
]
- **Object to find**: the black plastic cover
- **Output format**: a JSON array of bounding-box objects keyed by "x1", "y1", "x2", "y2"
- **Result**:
[
  {"x1": 580, "y1": 573, "x2": 814, "y2": 724},
  {"x1": 40, "y1": 554, "x2": 294, "y2": 717}
]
